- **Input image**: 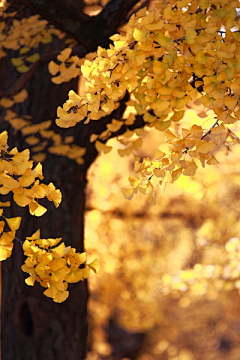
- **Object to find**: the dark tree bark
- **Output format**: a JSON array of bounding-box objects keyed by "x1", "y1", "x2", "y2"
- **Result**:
[
  {"x1": 1, "y1": 164, "x2": 89, "y2": 360},
  {"x1": 17, "y1": 0, "x2": 141, "y2": 50},
  {"x1": 0, "y1": 25, "x2": 91, "y2": 360},
  {"x1": 0, "y1": 1, "x2": 148, "y2": 359}
]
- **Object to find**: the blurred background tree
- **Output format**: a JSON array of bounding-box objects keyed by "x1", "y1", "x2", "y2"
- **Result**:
[{"x1": 85, "y1": 114, "x2": 240, "y2": 360}]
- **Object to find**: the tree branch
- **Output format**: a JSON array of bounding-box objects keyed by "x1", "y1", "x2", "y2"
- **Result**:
[
  {"x1": 0, "y1": 46, "x2": 87, "y2": 99},
  {"x1": 96, "y1": 0, "x2": 141, "y2": 39},
  {"x1": 125, "y1": 0, "x2": 151, "y2": 22},
  {"x1": 0, "y1": 50, "x2": 59, "y2": 99},
  {"x1": 72, "y1": 92, "x2": 147, "y2": 170},
  {"x1": 0, "y1": 0, "x2": 146, "y2": 98},
  {"x1": 16, "y1": 0, "x2": 142, "y2": 50},
  {"x1": 16, "y1": 0, "x2": 100, "y2": 50},
  {"x1": 81, "y1": 111, "x2": 146, "y2": 170}
]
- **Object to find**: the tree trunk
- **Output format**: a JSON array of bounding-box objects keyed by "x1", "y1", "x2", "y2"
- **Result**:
[
  {"x1": 1, "y1": 24, "x2": 90, "y2": 360},
  {"x1": 1, "y1": 164, "x2": 89, "y2": 360}
]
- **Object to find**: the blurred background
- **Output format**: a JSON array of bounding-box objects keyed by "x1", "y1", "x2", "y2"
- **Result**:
[
  {"x1": 80, "y1": 7, "x2": 240, "y2": 353},
  {"x1": 84, "y1": 109, "x2": 240, "y2": 360}
]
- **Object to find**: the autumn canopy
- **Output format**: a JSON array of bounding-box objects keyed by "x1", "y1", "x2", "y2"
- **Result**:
[{"x1": 0, "y1": 0, "x2": 240, "y2": 303}]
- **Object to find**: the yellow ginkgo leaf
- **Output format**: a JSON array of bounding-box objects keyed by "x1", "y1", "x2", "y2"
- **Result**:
[
  {"x1": 138, "y1": 181, "x2": 153, "y2": 195},
  {"x1": 16, "y1": 65, "x2": 30, "y2": 73},
  {"x1": 0, "y1": 245, "x2": 13, "y2": 261},
  {"x1": 207, "y1": 155, "x2": 219, "y2": 165},
  {"x1": 48, "y1": 61, "x2": 59, "y2": 75},
  {"x1": 32, "y1": 153, "x2": 46, "y2": 162},
  {"x1": 41, "y1": 35, "x2": 52, "y2": 44},
  {"x1": 19, "y1": 46, "x2": 30, "y2": 54},
  {"x1": 147, "y1": 192, "x2": 156, "y2": 206},
  {"x1": 87, "y1": 259, "x2": 100, "y2": 274},
  {"x1": 185, "y1": 27, "x2": 197, "y2": 45},
  {"x1": 121, "y1": 187, "x2": 136, "y2": 200},
  {"x1": 0, "y1": 130, "x2": 8, "y2": 146},
  {"x1": 26, "y1": 53, "x2": 40, "y2": 63},
  {"x1": 191, "y1": 125, "x2": 203, "y2": 138},
  {"x1": 14, "y1": 193, "x2": 31, "y2": 207},
  {"x1": 0, "y1": 98, "x2": 14, "y2": 108},
  {"x1": 57, "y1": 48, "x2": 72, "y2": 62},
  {"x1": 151, "y1": 98, "x2": 169, "y2": 112},
  {"x1": 44, "y1": 285, "x2": 57, "y2": 299},
  {"x1": 53, "y1": 290, "x2": 69, "y2": 303},
  {"x1": 29, "y1": 201, "x2": 47, "y2": 216},
  {"x1": 107, "y1": 119, "x2": 124, "y2": 132},
  {"x1": 154, "y1": 120, "x2": 171, "y2": 131},
  {"x1": 5, "y1": 217, "x2": 21, "y2": 231},
  {"x1": 153, "y1": 169, "x2": 165, "y2": 178},
  {"x1": 196, "y1": 140, "x2": 216, "y2": 154},
  {"x1": 0, "y1": 201, "x2": 10, "y2": 207},
  {"x1": 26, "y1": 229, "x2": 41, "y2": 241},
  {"x1": 51, "y1": 269, "x2": 67, "y2": 282},
  {"x1": 19, "y1": 174, "x2": 35, "y2": 187},
  {"x1": 171, "y1": 110, "x2": 185, "y2": 122},
  {"x1": 47, "y1": 188, "x2": 62, "y2": 208},
  {"x1": 165, "y1": 129, "x2": 177, "y2": 141},
  {"x1": 25, "y1": 275, "x2": 35, "y2": 286},
  {"x1": 170, "y1": 168, "x2": 182, "y2": 182},
  {"x1": 11, "y1": 57, "x2": 23, "y2": 66},
  {"x1": 49, "y1": 258, "x2": 66, "y2": 272},
  {"x1": 118, "y1": 147, "x2": 132, "y2": 157},
  {"x1": 224, "y1": 97, "x2": 238, "y2": 111},
  {"x1": 0, "y1": 231, "x2": 15, "y2": 246},
  {"x1": 133, "y1": 28, "x2": 148, "y2": 42},
  {"x1": 66, "y1": 268, "x2": 89, "y2": 283},
  {"x1": 183, "y1": 161, "x2": 198, "y2": 176},
  {"x1": 95, "y1": 140, "x2": 112, "y2": 154},
  {"x1": 13, "y1": 89, "x2": 28, "y2": 103},
  {"x1": 154, "y1": 32, "x2": 173, "y2": 49},
  {"x1": 51, "y1": 243, "x2": 66, "y2": 258}
]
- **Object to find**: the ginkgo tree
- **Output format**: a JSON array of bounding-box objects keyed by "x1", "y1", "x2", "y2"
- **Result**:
[
  {"x1": 1, "y1": 0, "x2": 240, "y2": 359},
  {"x1": 0, "y1": 129, "x2": 99, "y2": 303}
]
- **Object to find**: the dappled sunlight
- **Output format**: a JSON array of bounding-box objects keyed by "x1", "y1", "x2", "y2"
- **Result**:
[{"x1": 85, "y1": 111, "x2": 240, "y2": 359}]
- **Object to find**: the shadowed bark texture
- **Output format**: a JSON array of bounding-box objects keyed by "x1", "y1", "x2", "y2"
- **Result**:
[
  {"x1": 0, "y1": 1, "x2": 147, "y2": 359},
  {"x1": 17, "y1": 0, "x2": 141, "y2": 49},
  {"x1": 0, "y1": 23, "x2": 90, "y2": 360}
]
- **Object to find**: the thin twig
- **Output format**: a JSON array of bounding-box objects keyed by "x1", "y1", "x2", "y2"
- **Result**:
[
  {"x1": 201, "y1": 119, "x2": 219, "y2": 140},
  {"x1": 182, "y1": 119, "x2": 219, "y2": 153},
  {"x1": 15, "y1": 236, "x2": 24, "y2": 247}
]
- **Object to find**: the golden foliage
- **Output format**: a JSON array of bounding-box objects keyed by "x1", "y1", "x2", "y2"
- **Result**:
[
  {"x1": 0, "y1": 130, "x2": 61, "y2": 259},
  {"x1": 52, "y1": 0, "x2": 240, "y2": 199},
  {"x1": 85, "y1": 126, "x2": 240, "y2": 359},
  {"x1": 122, "y1": 120, "x2": 227, "y2": 204},
  {"x1": 0, "y1": 10, "x2": 64, "y2": 64},
  {"x1": 3, "y1": 110, "x2": 86, "y2": 165},
  {"x1": 2, "y1": 0, "x2": 240, "y2": 308},
  {"x1": 57, "y1": 1, "x2": 240, "y2": 130},
  {"x1": 22, "y1": 229, "x2": 99, "y2": 302},
  {"x1": 48, "y1": 48, "x2": 83, "y2": 84},
  {"x1": 0, "y1": 130, "x2": 98, "y2": 301}
]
